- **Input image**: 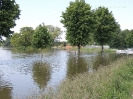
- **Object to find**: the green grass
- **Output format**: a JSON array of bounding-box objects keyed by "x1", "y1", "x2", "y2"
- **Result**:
[
  {"x1": 56, "y1": 56, "x2": 133, "y2": 99},
  {"x1": 28, "y1": 55, "x2": 133, "y2": 99},
  {"x1": 70, "y1": 47, "x2": 116, "y2": 53}
]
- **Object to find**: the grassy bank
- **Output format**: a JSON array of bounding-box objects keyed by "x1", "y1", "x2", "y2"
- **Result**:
[
  {"x1": 57, "y1": 56, "x2": 133, "y2": 99},
  {"x1": 68, "y1": 47, "x2": 116, "y2": 53},
  {"x1": 32, "y1": 55, "x2": 133, "y2": 99}
]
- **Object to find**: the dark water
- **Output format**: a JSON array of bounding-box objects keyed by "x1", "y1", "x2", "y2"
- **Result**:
[{"x1": 0, "y1": 47, "x2": 123, "y2": 99}]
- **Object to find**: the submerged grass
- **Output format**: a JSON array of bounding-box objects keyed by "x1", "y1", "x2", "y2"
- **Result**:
[{"x1": 32, "y1": 55, "x2": 133, "y2": 99}]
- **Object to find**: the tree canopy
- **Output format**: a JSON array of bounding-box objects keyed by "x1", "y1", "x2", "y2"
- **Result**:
[
  {"x1": 0, "y1": 0, "x2": 20, "y2": 40},
  {"x1": 10, "y1": 27, "x2": 34, "y2": 49},
  {"x1": 32, "y1": 24, "x2": 51, "y2": 49},
  {"x1": 109, "y1": 29, "x2": 131, "y2": 49},
  {"x1": 125, "y1": 30, "x2": 133, "y2": 48},
  {"x1": 61, "y1": 0, "x2": 95, "y2": 53},
  {"x1": 10, "y1": 33, "x2": 21, "y2": 48},
  {"x1": 94, "y1": 6, "x2": 118, "y2": 53}
]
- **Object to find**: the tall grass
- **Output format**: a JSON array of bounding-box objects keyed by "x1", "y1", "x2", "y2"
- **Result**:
[
  {"x1": 22, "y1": 55, "x2": 133, "y2": 99},
  {"x1": 44, "y1": 56, "x2": 133, "y2": 99}
]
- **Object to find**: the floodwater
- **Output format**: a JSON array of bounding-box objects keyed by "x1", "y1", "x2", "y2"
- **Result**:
[{"x1": 0, "y1": 47, "x2": 123, "y2": 99}]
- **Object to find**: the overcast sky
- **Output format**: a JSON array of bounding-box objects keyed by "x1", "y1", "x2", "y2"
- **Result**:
[{"x1": 13, "y1": 0, "x2": 133, "y2": 40}]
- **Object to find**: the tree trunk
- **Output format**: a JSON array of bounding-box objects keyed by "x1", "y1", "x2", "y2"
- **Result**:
[{"x1": 78, "y1": 45, "x2": 80, "y2": 54}]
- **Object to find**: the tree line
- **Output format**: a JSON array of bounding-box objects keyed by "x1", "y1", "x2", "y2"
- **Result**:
[
  {"x1": 61, "y1": 0, "x2": 118, "y2": 53},
  {"x1": 9, "y1": 24, "x2": 62, "y2": 50},
  {"x1": 1, "y1": 0, "x2": 133, "y2": 53},
  {"x1": 60, "y1": 0, "x2": 133, "y2": 53},
  {"x1": 109, "y1": 29, "x2": 133, "y2": 49}
]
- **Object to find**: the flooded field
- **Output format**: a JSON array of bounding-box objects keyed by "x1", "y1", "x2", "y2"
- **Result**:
[{"x1": 0, "y1": 47, "x2": 123, "y2": 99}]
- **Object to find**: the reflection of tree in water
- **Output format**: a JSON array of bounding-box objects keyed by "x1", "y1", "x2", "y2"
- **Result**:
[
  {"x1": 0, "y1": 77, "x2": 13, "y2": 99},
  {"x1": 32, "y1": 62, "x2": 51, "y2": 89},
  {"x1": 92, "y1": 54, "x2": 109, "y2": 70},
  {"x1": 92, "y1": 53, "x2": 123, "y2": 70},
  {"x1": 67, "y1": 55, "x2": 88, "y2": 79}
]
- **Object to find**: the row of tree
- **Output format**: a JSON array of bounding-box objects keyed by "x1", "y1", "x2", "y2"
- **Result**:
[
  {"x1": 1, "y1": 0, "x2": 133, "y2": 53},
  {"x1": 10, "y1": 24, "x2": 62, "y2": 49},
  {"x1": 61, "y1": 0, "x2": 119, "y2": 53},
  {"x1": 109, "y1": 29, "x2": 133, "y2": 49},
  {"x1": 87, "y1": 28, "x2": 133, "y2": 49}
]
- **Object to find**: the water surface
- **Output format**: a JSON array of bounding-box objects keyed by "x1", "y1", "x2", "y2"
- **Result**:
[{"x1": 0, "y1": 47, "x2": 123, "y2": 99}]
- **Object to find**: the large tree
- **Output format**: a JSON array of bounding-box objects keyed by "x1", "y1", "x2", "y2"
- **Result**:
[
  {"x1": 61, "y1": 0, "x2": 94, "y2": 53},
  {"x1": 32, "y1": 24, "x2": 51, "y2": 62},
  {"x1": 32, "y1": 23, "x2": 51, "y2": 49},
  {"x1": 94, "y1": 7, "x2": 118, "y2": 53},
  {"x1": 0, "y1": 0, "x2": 20, "y2": 40}
]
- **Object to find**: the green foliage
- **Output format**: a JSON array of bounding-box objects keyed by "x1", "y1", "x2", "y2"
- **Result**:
[
  {"x1": 32, "y1": 24, "x2": 51, "y2": 49},
  {"x1": 0, "y1": 0, "x2": 20, "y2": 39},
  {"x1": 10, "y1": 33, "x2": 21, "y2": 48},
  {"x1": 103, "y1": 60, "x2": 133, "y2": 99},
  {"x1": 119, "y1": 29, "x2": 130, "y2": 48},
  {"x1": 26, "y1": 56, "x2": 133, "y2": 99},
  {"x1": 94, "y1": 7, "x2": 118, "y2": 52},
  {"x1": 109, "y1": 29, "x2": 130, "y2": 49},
  {"x1": 125, "y1": 30, "x2": 133, "y2": 48},
  {"x1": 46, "y1": 25, "x2": 63, "y2": 46},
  {"x1": 88, "y1": 33, "x2": 94, "y2": 45},
  {"x1": 10, "y1": 25, "x2": 58, "y2": 50},
  {"x1": 19, "y1": 27, "x2": 34, "y2": 47},
  {"x1": 10, "y1": 27, "x2": 34, "y2": 49},
  {"x1": 61, "y1": 0, "x2": 95, "y2": 53},
  {"x1": 109, "y1": 34, "x2": 122, "y2": 49}
]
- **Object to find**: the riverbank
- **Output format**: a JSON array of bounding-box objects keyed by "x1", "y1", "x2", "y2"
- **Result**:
[
  {"x1": 4, "y1": 45, "x2": 116, "y2": 54},
  {"x1": 63, "y1": 45, "x2": 116, "y2": 53},
  {"x1": 31, "y1": 55, "x2": 133, "y2": 99}
]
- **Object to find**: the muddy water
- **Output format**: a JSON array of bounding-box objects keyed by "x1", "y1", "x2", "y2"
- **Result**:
[{"x1": 0, "y1": 47, "x2": 123, "y2": 99}]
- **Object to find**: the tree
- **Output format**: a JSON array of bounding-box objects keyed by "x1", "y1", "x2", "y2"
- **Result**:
[
  {"x1": 10, "y1": 33, "x2": 21, "y2": 48},
  {"x1": 61, "y1": 0, "x2": 94, "y2": 53},
  {"x1": 46, "y1": 25, "x2": 62, "y2": 46},
  {"x1": 0, "y1": 0, "x2": 20, "y2": 40},
  {"x1": 32, "y1": 24, "x2": 51, "y2": 49},
  {"x1": 125, "y1": 29, "x2": 133, "y2": 48},
  {"x1": 109, "y1": 33, "x2": 122, "y2": 49},
  {"x1": 94, "y1": 7, "x2": 118, "y2": 53},
  {"x1": 32, "y1": 24, "x2": 51, "y2": 63},
  {"x1": 10, "y1": 27, "x2": 34, "y2": 49},
  {"x1": 110, "y1": 29, "x2": 129, "y2": 49},
  {"x1": 19, "y1": 27, "x2": 34, "y2": 47},
  {"x1": 109, "y1": 23, "x2": 123, "y2": 49}
]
